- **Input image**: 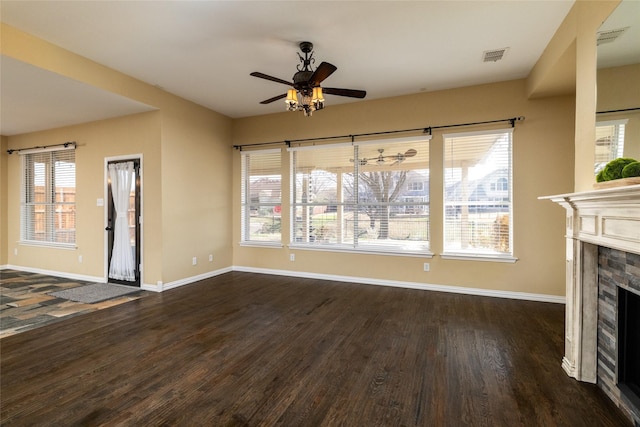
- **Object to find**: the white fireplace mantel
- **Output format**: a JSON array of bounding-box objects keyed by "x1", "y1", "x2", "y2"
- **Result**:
[{"x1": 540, "y1": 184, "x2": 640, "y2": 383}]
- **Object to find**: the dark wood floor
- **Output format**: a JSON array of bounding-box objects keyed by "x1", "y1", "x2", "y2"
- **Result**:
[{"x1": 0, "y1": 272, "x2": 631, "y2": 426}]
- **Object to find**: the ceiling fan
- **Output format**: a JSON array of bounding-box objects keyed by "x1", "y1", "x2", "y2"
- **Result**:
[
  {"x1": 250, "y1": 41, "x2": 366, "y2": 116},
  {"x1": 351, "y1": 148, "x2": 418, "y2": 166}
]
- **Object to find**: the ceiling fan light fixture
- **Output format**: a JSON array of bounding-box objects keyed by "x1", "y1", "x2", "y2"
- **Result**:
[
  {"x1": 302, "y1": 104, "x2": 314, "y2": 117},
  {"x1": 285, "y1": 89, "x2": 298, "y2": 111},
  {"x1": 312, "y1": 87, "x2": 324, "y2": 110}
]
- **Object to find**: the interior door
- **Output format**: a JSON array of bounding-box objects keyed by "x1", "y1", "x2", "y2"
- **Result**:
[{"x1": 106, "y1": 159, "x2": 141, "y2": 286}]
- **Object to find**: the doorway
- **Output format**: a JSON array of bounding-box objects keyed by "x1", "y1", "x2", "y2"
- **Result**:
[{"x1": 106, "y1": 159, "x2": 141, "y2": 287}]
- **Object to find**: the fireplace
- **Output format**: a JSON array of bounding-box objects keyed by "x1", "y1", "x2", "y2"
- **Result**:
[{"x1": 542, "y1": 184, "x2": 640, "y2": 425}]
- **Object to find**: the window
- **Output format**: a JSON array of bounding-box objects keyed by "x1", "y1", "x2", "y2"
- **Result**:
[
  {"x1": 491, "y1": 177, "x2": 508, "y2": 191},
  {"x1": 21, "y1": 147, "x2": 76, "y2": 245},
  {"x1": 290, "y1": 136, "x2": 431, "y2": 254},
  {"x1": 443, "y1": 129, "x2": 513, "y2": 258},
  {"x1": 595, "y1": 119, "x2": 626, "y2": 174},
  {"x1": 241, "y1": 149, "x2": 282, "y2": 244},
  {"x1": 408, "y1": 181, "x2": 424, "y2": 191}
]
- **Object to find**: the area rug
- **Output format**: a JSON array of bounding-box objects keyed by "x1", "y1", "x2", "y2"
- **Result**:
[{"x1": 48, "y1": 283, "x2": 140, "y2": 304}]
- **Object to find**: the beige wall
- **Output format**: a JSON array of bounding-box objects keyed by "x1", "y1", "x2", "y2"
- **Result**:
[
  {"x1": 3, "y1": 106, "x2": 233, "y2": 286},
  {"x1": 597, "y1": 63, "x2": 640, "y2": 112},
  {"x1": 4, "y1": 112, "x2": 163, "y2": 281},
  {"x1": 232, "y1": 79, "x2": 575, "y2": 297},
  {"x1": 159, "y1": 104, "x2": 233, "y2": 284}
]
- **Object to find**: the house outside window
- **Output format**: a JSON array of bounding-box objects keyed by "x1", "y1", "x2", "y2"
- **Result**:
[
  {"x1": 21, "y1": 147, "x2": 76, "y2": 245},
  {"x1": 443, "y1": 128, "x2": 513, "y2": 259},
  {"x1": 289, "y1": 135, "x2": 431, "y2": 254},
  {"x1": 240, "y1": 149, "x2": 282, "y2": 244}
]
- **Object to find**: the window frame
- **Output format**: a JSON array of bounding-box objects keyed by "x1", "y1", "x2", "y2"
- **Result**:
[
  {"x1": 595, "y1": 119, "x2": 627, "y2": 174},
  {"x1": 288, "y1": 135, "x2": 432, "y2": 256},
  {"x1": 20, "y1": 146, "x2": 76, "y2": 248},
  {"x1": 240, "y1": 148, "x2": 283, "y2": 247},
  {"x1": 408, "y1": 181, "x2": 424, "y2": 191},
  {"x1": 442, "y1": 128, "x2": 516, "y2": 263}
]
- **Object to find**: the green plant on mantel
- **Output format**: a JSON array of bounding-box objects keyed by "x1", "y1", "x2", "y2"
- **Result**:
[
  {"x1": 622, "y1": 161, "x2": 640, "y2": 178},
  {"x1": 596, "y1": 157, "x2": 640, "y2": 182}
]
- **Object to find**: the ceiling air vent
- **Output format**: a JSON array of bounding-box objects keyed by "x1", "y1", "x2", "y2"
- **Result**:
[
  {"x1": 483, "y1": 48, "x2": 509, "y2": 63},
  {"x1": 596, "y1": 27, "x2": 630, "y2": 45}
]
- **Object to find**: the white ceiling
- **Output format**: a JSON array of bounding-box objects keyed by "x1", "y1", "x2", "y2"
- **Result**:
[
  {"x1": 1, "y1": 56, "x2": 156, "y2": 136},
  {"x1": 0, "y1": 0, "x2": 631, "y2": 137},
  {"x1": 596, "y1": 0, "x2": 640, "y2": 68}
]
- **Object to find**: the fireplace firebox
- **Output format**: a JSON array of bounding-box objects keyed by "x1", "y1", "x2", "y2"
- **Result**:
[{"x1": 618, "y1": 287, "x2": 640, "y2": 411}]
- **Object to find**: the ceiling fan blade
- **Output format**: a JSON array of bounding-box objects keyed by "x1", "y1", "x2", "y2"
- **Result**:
[
  {"x1": 260, "y1": 93, "x2": 287, "y2": 104},
  {"x1": 250, "y1": 72, "x2": 293, "y2": 87},
  {"x1": 309, "y1": 62, "x2": 337, "y2": 86},
  {"x1": 322, "y1": 87, "x2": 367, "y2": 99},
  {"x1": 404, "y1": 149, "x2": 417, "y2": 157}
]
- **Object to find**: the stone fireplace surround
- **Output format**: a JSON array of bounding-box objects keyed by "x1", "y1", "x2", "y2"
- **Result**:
[{"x1": 542, "y1": 184, "x2": 640, "y2": 425}]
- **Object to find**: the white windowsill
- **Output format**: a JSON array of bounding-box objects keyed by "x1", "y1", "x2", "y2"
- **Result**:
[
  {"x1": 288, "y1": 243, "x2": 434, "y2": 258},
  {"x1": 19, "y1": 241, "x2": 77, "y2": 250},
  {"x1": 239, "y1": 241, "x2": 284, "y2": 249},
  {"x1": 440, "y1": 252, "x2": 518, "y2": 263}
]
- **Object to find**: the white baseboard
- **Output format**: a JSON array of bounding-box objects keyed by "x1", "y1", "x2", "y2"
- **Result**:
[
  {"x1": 143, "y1": 266, "x2": 234, "y2": 292},
  {"x1": 0, "y1": 264, "x2": 105, "y2": 283},
  {"x1": 140, "y1": 283, "x2": 161, "y2": 292},
  {"x1": 2, "y1": 264, "x2": 234, "y2": 293},
  {"x1": 1, "y1": 263, "x2": 566, "y2": 304},
  {"x1": 562, "y1": 357, "x2": 577, "y2": 378},
  {"x1": 232, "y1": 265, "x2": 566, "y2": 304}
]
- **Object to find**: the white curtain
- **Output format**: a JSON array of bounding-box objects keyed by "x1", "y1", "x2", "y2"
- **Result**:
[{"x1": 109, "y1": 162, "x2": 136, "y2": 281}]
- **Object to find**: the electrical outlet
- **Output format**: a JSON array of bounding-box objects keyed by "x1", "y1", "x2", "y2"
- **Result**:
[
  {"x1": 423, "y1": 263, "x2": 430, "y2": 272},
  {"x1": 14, "y1": 248, "x2": 18, "y2": 256},
  {"x1": 209, "y1": 254, "x2": 213, "y2": 262},
  {"x1": 78, "y1": 255, "x2": 83, "y2": 264},
  {"x1": 192, "y1": 257, "x2": 197, "y2": 266},
  {"x1": 290, "y1": 254, "x2": 295, "y2": 262}
]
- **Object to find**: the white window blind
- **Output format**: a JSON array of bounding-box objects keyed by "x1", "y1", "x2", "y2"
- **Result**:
[
  {"x1": 443, "y1": 129, "x2": 512, "y2": 257},
  {"x1": 595, "y1": 120, "x2": 626, "y2": 174},
  {"x1": 21, "y1": 147, "x2": 76, "y2": 245},
  {"x1": 241, "y1": 149, "x2": 282, "y2": 243},
  {"x1": 290, "y1": 136, "x2": 431, "y2": 253}
]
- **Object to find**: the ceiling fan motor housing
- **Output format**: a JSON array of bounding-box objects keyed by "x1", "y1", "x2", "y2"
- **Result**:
[{"x1": 293, "y1": 71, "x2": 314, "y2": 95}]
